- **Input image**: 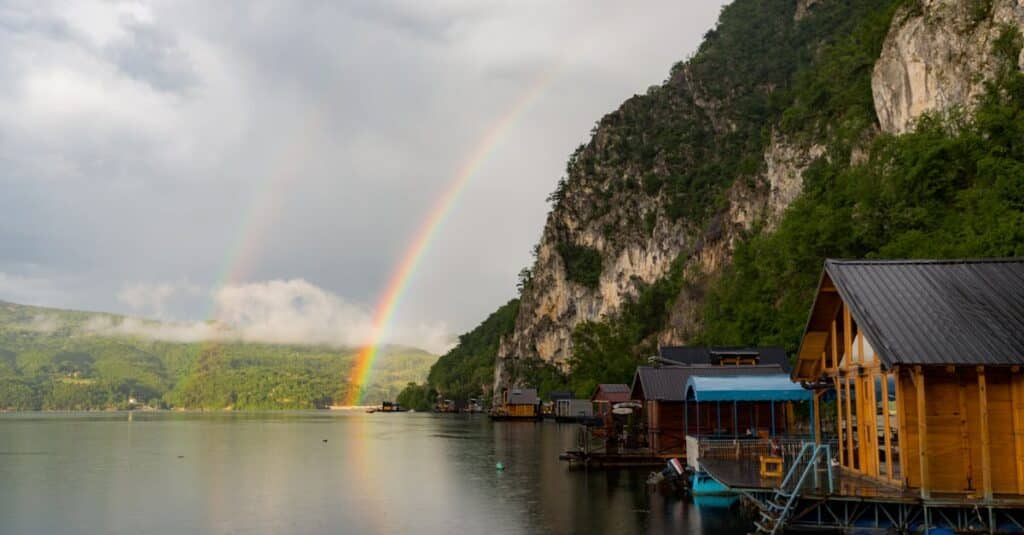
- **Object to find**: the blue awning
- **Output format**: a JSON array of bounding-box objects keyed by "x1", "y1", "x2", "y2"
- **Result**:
[{"x1": 685, "y1": 374, "x2": 811, "y2": 402}]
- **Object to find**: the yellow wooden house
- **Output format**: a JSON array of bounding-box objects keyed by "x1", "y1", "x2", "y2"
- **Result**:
[{"x1": 792, "y1": 259, "x2": 1024, "y2": 501}]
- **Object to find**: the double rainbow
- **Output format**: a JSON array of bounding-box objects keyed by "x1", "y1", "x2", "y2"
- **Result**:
[{"x1": 343, "y1": 67, "x2": 559, "y2": 405}]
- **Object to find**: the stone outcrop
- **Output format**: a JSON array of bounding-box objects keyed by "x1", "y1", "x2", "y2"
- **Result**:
[{"x1": 872, "y1": 0, "x2": 1024, "y2": 134}]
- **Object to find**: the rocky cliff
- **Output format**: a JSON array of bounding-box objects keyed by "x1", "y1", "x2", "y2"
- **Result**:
[{"x1": 493, "y1": 0, "x2": 1024, "y2": 398}]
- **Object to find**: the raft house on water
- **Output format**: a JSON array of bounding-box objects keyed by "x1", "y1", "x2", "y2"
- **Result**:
[
  {"x1": 561, "y1": 347, "x2": 816, "y2": 469},
  {"x1": 490, "y1": 388, "x2": 541, "y2": 421},
  {"x1": 695, "y1": 259, "x2": 1024, "y2": 534}
]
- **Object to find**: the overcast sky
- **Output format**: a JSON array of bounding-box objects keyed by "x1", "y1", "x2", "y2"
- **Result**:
[{"x1": 0, "y1": 0, "x2": 728, "y2": 351}]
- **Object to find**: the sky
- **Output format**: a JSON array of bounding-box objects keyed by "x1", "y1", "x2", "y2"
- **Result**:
[{"x1": 0, "y1": 0, "x2": 728, "y2": 353}]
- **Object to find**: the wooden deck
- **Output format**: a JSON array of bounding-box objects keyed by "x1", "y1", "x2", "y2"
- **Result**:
[
  {"x1": 559, "y1": 449, "x2": 674, "y2": 469},
  {"x1": 700, "y1": 458, "x2": 1024, "y2": 507}
]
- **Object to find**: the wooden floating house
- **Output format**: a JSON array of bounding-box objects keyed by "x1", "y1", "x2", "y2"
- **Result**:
[
  {"x1": 590, "y1": 383, "x2": 630, "y2": 416},
  {"x1": 794, "y1": 259, "x2": 1024, "y2": 501},
  {"x1": 631, "y1": 362, "x2": 791, "y2": 454},
  {"x1": 490, "y1": 388, "x2": 541, "y2": 421}
]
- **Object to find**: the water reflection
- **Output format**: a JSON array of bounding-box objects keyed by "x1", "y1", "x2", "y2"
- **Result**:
[{"x1": 0, "y1": 412, "x2": 752, "y2": 535}]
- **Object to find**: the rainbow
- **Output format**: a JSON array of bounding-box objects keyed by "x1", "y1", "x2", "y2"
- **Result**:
[{"x1": 344, "y1": 67, "x2": 560, "y2": 405}]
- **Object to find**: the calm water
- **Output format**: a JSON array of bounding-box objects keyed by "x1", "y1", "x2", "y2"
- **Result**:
[{"x1": 0, "y1": 412, "x2": 752, "y2": 535}]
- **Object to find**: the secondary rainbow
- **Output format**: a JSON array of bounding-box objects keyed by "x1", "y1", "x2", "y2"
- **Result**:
[{"x1": 345, "y1": 67, "x2": 559, "y2": 405}]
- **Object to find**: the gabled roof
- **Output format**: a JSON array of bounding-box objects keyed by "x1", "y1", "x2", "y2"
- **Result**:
[
  {"x1": 631, "y1": 365, "x2": 785, "y2": 402},
  {"x1": 659, "y1": 346, "x2": 791, "y2": 372},
  {"x1": 686, "y1": 374, "x2": 812, "y2": 402},
  {"x1": 795, "y1": 258, "x2": 1024, "y2": 378},
  {"x1": 591, "y1": 383, "x2": 630, "y2": 402},
  {"x1": 508, "y1": 388, "x2": 539, "y2": 405}
]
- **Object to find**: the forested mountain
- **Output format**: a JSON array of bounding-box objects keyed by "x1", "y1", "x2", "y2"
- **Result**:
[
  {"x1": 0, "y1": 300, "x2": 436, "y2": 410},
  {"x1": 408, "y1": 0, "x2": 1024, "y2": 404}
]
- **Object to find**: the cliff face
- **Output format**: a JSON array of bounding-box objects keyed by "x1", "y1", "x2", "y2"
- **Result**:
[
  {"x1": 873, "y1": 0, "x2": 1024, "y2": 133},
  {"x1": 493, "y1": 0, "x2": 1024, "y2": 397}
]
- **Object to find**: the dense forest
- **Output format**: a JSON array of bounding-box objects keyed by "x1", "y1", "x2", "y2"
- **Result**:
[{"x1": 0, "y1": 301, "x2": 436, "y2": 410}]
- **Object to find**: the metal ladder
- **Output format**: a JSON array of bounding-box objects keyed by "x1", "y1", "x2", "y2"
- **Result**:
[{"x1": 754, "y1": 442, "x2": 833, "y2": 535}]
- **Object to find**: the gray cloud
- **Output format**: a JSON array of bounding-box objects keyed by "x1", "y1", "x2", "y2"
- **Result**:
[{"x1": 0, "y1": 0, "x2": 727, "y2": 349}]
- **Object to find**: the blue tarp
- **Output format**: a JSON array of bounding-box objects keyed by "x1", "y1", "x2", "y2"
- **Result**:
[{"x1": 685, "y1": 374, "x2": 811, "y2": 402}]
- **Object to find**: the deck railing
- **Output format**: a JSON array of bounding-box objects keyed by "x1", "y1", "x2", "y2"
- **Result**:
[{"x1": 695, "y1": 436, "x2": 837, "y2": 463}]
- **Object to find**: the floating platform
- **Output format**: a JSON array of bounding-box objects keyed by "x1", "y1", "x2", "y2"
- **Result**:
[
  {"x1": 488, "y1": 414, "x2": 541, "y2": 422},
  {"x1": 700, "y1": 458, "x2": 1024, "y2": 533},
  {"x1": 559, "y1": 449, "x2": 674, "y2": 469}
]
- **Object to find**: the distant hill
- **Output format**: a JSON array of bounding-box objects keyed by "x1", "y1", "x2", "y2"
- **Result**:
[{"x1": 0, "y1": 300, "x2": 437, "y2": 410}]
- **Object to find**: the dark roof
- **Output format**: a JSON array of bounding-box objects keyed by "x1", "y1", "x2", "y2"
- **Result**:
[
  {"x1": 548, "y1": 391, "x2": 572, "y2": 401},
  {"x1": 591, "y1": 383, "x2": 631, "y2": 402},
  {"x1": 822, "y1": 258, "x2": 1024, "y2": 367},
  {"x1": 658, "y1": 346, "x2": 791, "y2": 372},
  {"x1": 632, "y1": 365, "x2": 786, "y2": 402},
  {"x1": 508, "y1": 388, "x2": 539, "y2": 405}
]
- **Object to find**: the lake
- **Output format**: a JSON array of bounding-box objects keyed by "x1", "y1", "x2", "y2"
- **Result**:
[{"x1": 0, "y1": 411, "x2": 753, "y2": 534}]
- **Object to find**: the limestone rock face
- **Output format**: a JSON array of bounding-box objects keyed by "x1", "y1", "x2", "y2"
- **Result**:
[{"x1": 872, "y1": 0, "x2": 1024, "y2": 134}]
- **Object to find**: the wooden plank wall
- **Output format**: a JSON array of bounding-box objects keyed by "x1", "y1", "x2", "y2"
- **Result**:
[{"x1": 898, "y1": 367, "x2": 1023, "y2": 496}]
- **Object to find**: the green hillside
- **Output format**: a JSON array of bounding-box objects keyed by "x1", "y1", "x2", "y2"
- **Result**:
[{"x1": 0, "y1": 301, "x2": 437, "y2": 410}]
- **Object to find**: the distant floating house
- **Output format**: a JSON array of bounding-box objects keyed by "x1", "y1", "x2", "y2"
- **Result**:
[
  {"x1": 631, "y1": 363, "x2": 790, "y2": 453},
  {"x1": 490, "y1": 388, "x2": 541, "y2": 421},
  {"x1": 792, "y1": 259, "x2": 1024, "y2": 500},
  {"x1": 590, "y1": 383, "x2": 631, "y2": 416}
]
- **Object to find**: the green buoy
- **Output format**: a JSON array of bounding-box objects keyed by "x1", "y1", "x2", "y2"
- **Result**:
[{"x1": 496, "y1": 461, "x2": 505, "y2": 471}]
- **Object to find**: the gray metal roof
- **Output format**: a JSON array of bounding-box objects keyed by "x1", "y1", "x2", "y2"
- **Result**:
[
  {"x1": 631, "y1": 365, "x2": 786, "y2": 402},
  {"x1": 659, "y1": 346, "x2": 791, "y2": 372},
  {"x1": 825, "y1": 258, "x2": 1024, "y2": 367},
  {"x1": 596, "y1": 383, "x2": 630, "y2": 393},
  {"x1": 507, "y1": 388, "x2": 539, "y2": 405}
]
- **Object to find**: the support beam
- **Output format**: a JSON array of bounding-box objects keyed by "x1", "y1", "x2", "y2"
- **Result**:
[
  {"x1": 813, "y1": 390, "x2": 822, "y2": 445},
  {"x1": 914, "y1": 366, "x2": 930, "y2": 499},
  {"x1": 881, "y1": 371, "x2": 893, "y2": 480},
  {"x1": 857, "y1": 331, "x2": 865, "y2": 365},
  {"x1": 845, "y1": 376, "x2": 854, "y2": 470},
  {"x1": 831, "y1": 319, "x2": 839, "y2": 371},
  {"x1": 843, "y1": 306, "x2": 852, "y2": 371},
  {"x1": 1012, "y1": 371, "x2": 1024, "y2": 495},
  {"x1": 894, "y1": 366, "x2": 906, "y2": 485},
  {"x1": 834, "y1": 376, "x2": 844, "y2": 466},
  {"x1": 978, "y1": 366, "x2": 993, "y2": 501},
  {"x1": 957, "y1": 371, "x2": 973, "y2": 490}
]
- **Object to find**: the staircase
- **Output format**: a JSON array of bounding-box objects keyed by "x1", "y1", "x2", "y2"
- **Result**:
[{"x1": 754, "y1": 442, "x2": 833, "y2": 535}]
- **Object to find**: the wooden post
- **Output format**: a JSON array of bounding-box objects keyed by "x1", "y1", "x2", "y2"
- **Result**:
[
  {"x1": 813, "y1": 390, "x2": 822, "y2": 445},
  {"x1": 957, "y1": 370, "x2": 974, "y2": 489},
  {"x1": 1011, "y1": 369, "x2": 1024, "y2": 495},
  {"x1": 894, "y1": 366, "x2": 907, "y2": 485},
  {"x1": 835, "y1": 376, "x2": 844, "y2": 466},
  {"x1": 881, "y1": 371, "x2": 893, "y2": 480},
  {"x1": 843, "y1": 306, "x2": 852, "y2": 371},
  {"x1": 914, "y1": 366, "x2": 930, "y2": 499},
  {"x1": 831, "y1": 319, "x2": 839, "y2": 371},
  {"x1": 978, "y1": 366, "x2": 993, "y2": 501},
  {"x1": 857, "y1": 331, "x2": 865, "y2": 365},
  {"x1": 845, "y1": 376, "x2": 854, "y2": 470},
  {"x1": 867, "y1": 372, "x2": 879, "y2": 477}
]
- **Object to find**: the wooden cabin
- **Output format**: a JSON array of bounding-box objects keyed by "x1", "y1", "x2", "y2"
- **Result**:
[
  {"x1": 631, "y1": 364, "x2": 787, "y2": 453},
  {"x1": 490, "y1": 388, "x2": 541, "y2": 420},
  {"x1": 590, "y1": 383, "x2": 630, "y2": 416},
  {"x1": 793, "y1": 259, "x2": 1024, "y2": 501}
]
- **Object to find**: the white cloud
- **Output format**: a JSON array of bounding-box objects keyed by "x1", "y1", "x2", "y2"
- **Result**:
[{"x1": 93, "y1": 279, "x2": 454, "y2": 353}]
